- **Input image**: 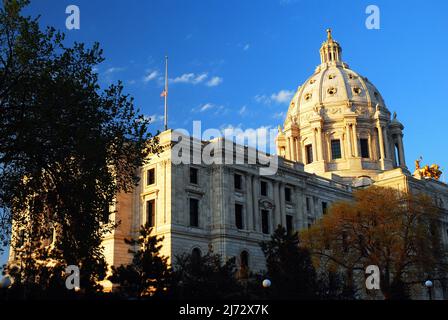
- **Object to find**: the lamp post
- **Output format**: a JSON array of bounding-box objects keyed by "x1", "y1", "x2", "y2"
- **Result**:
[
  {"x1": 262, "y1": 278, "x2": 271, "y2": 300},
  {"x1": 425, "y1": 280, "x2": 433, "y2": 300},
  {"x1": 262, "y1": 279, "x2": 271, "y2": 288}
]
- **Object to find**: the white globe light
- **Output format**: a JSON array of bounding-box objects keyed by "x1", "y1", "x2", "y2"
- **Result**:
[
  {"x1": 425, "y1": 280, "x2": 433, "y2": 288},
  {"x1": 262, "y1": 279, "x2": 271, "y2": 288}
]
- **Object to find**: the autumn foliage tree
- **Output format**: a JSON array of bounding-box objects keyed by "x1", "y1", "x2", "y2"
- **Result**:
[{"x1": 301, "y1": 186, "x2": 448, "y2": 299}]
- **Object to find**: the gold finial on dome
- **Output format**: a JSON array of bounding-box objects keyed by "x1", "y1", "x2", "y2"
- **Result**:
[{"x1": 326, "y1": 28, "x2": 332, "y2": 41}]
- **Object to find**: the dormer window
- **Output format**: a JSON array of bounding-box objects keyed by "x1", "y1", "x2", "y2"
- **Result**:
[
  {"x1": 328, "y1": 74, "x2": 336, "y2": 79},
  {"x1": 304, "y1": 93, "x2": 312, "y2": 101}
]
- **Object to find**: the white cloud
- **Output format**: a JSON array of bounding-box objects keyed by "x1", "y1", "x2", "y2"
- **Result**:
[
  {"x1": 145, "y1": 114, "x2": 164, "y2": 124},
  {"x1": 239, "y1": 105, "x2": 247, "y2": 116},
  {"x1": 171, "y1": 72, "x2": 208, "y2": 85},
  {"x1": 270, "y1": 90, "x2": 294, "y2": 104},
  {"x1": 254, "y1": 89, "x2": 294, "y2": 105},
  {"x1": 254, "y1": 94, "x2": 271, "y2": 104},
  {"x1": 221, "y1": 124, "x2": 276, "y2": 152},
  {"x1": 200, "y1": 103, "x2": 214, "y2": 112},
  {"x1": 192, "y1": 103, "x2": 228, "y2": 115},
  {"x1": 243, "y1": 43, "x2": 250, "y2": 51},
  {"x1": 206, "y1": 76, "x2": 223, "y2": 87},
  {"x1": 143, "y1": 70, "x2": 159, "y2": 83},
  {"x1": 273, "y1": 111, "x2": 285, "y2": 119},
  {"x1": 104, "y1": 67, "x2": 125, "y2": 74}
]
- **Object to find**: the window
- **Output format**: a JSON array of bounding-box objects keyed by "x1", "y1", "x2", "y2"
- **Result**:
[
  {"x1": 261, "y1": 210, "x2": 269, "y2": 234},
  {"x1": 322, "y1": 202, "x2": 328, "y2": 215},
  {"x1": 240, "y1": 251, "x2": 249, "y2": 269},
  {"x1": 394, "y1": 143, "x2": 400, "y2": 166},
  {"x1": 234, "y1": 174, "x2": 243, "y2": 190},
  {"x1": 190, "y1": 167, "x2": 198, "y2": 184},
  {"x1": 260, "y1": 181, "x2": 268, "y2": 197},
  {"x1": 147, "y1": 168, "x2": 155, "y2": 186},
  {"x1": 360, "y1": 138, "x2": 369, "y2": 158},
  {"x1": 305, "y1": 144, "x2": 313, "y2": 164},
  {"x1": 240, "y1": 251, "x2": 249, "y2": 279},
  {"x1": 235, "y1": 204, "x2": 244, "y2": 230},
  {"x1": 327, "y1": 87, "x2": 337, "y2": 95},
  {"x1": 189, "y1": 198, "x2": 199, "y2": 227},
  {"x1": 353, "y1": 87, "x2": 362, "y2": 95},
  {"x1": 285, "y1": 187, "x2": 292, "y2": 202},
  {"x1": 146, "y1": 199, "x2": 155, "y2": 227},
  {"x1": 286, "y1": 215, "x2": 293, "y2": 234},
  {"x1": 331, "y1": 139, "x2": 342, "y2": 160},
  {"x1": 306, "y1": 197, "x2": 311, "y2": 213},
  {"x1": 191, "y1": 248, "x2": 201, "y2": 271}
]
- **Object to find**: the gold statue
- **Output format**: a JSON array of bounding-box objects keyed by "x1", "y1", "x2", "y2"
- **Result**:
[{"x1": 414, "y1": 157, "x2": 442, "y2": 180}]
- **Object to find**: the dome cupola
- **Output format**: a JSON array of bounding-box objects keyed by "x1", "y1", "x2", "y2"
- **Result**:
[{"x1": 320, "y1": 29, "x2": 342, "y2": 64}]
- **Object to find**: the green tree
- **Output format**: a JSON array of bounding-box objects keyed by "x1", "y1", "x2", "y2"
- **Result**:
[
  {"x1": 301, "y1": 186, "x2": 448, "y2": 300},
  {"x1": 260, "y1": 225, "x2": 318, "y2": 299},
  {"x1": 0, "y1": 0, "x2": 159, "y2": 295},
  {"x1": 109, "y1": 224, "x2": 172, "y2": 298}
]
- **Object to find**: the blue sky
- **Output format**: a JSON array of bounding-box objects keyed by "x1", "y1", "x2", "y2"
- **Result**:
[{"x1": 1, "y1": 0, "x2": 448, "y2": 266}]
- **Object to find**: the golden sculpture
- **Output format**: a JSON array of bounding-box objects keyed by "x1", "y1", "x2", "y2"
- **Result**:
[{"x1": 414, "y1": 157, "x2": 442, "y2": 180}]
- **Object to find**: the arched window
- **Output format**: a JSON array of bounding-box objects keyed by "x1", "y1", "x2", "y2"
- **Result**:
[
  {"x1": 239, "y1": 251, "x2": 249, "y2": 279},
  {"x1": 240, "y1": 251, "x2": 249, "y2": 268},
  {"x1": 191, "y1": 247, "x2": 201, "y2": 269},
  {"x1": 394, "y1": 143, "x2": 400, "y2": 167}
]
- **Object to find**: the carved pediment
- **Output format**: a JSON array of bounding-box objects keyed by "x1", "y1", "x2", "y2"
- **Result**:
[{"x1": 259, "y1": 199, "x2": 275, "y2": 210}]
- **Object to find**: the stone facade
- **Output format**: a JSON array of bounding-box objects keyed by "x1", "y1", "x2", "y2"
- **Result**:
[
  {"x1": 102, "y1": 30, "x2": 448, "y2": 298},
  {"x1": 8, "y1": 29, "x2": 448, "y2": 298}
]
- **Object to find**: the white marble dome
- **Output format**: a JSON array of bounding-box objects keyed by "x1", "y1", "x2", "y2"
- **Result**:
[
  {"x1": 287, "y1": 63, "x2": 387, "y2": 117},
  {"x1": 284, "y1": 29, "x2": 390, "y2": 126}
]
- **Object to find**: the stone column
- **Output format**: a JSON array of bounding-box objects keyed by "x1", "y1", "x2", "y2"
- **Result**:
[
  {"x1": 398, "y1": 134, "x2": 406, "y2": 168},
  {"x1": 273, "y1": 181, "x2": 281, "y2": 229},
  {"x1": 352, "y1": 124, "x2": 359, "y2": 157},
  {"x1": 377, "y1": 124, "x2": 385, "y2": 160},
  {"x1": 288, "y1": 137, "x2": 294, "y2": 161},
  {"x1": 383, "y1": 127, "x2": 390, "y2": 160},
  {"x1": 312, "y1": 129, "x2": 318, "y2": 161},
  {"x1": 292, "y1": 138, "x2": 297, "y2": 161},
  {"x1": 246, "y1": 174, "x2": 254, "y2": 231},
  {"x1": 345, "y1": 125, "x2": 352, "y2": 157},
  {"x1": 317, "y1": 127, "x2": 324, "y2": 161},
  {"x1": 295, "y1": 138, "x2": 302, "y2": 162},
  {"x1": 280, "y1": 183, "x2": 286, "y2": 227},
  {"x1": 252, "y1": 176, "x2": 259, "y2": 232},
  {"x1": 294, "y1": 187, "x2": 303, "y2": 229}
]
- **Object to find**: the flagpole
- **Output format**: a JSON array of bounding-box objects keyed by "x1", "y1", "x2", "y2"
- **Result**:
[{"x1": 164, "y1": 55, "x2": 168, "y2": 131}]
